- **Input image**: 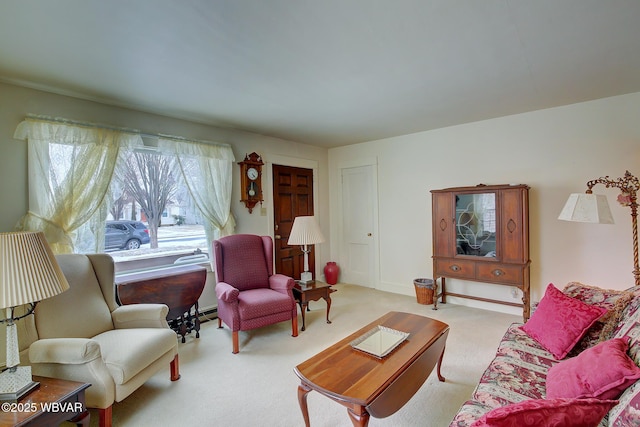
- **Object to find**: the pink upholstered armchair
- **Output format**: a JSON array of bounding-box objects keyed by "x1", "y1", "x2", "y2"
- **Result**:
[{"x1": 213, "y1": 234, "x2": 298, "y2": 353}]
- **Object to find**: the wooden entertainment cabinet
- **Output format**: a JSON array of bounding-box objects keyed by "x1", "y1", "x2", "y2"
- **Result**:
[{"x1": 431, "y1": 184, "x2": 531, "y2": 320}]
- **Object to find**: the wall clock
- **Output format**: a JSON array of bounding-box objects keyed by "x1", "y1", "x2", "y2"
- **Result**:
[{"x1": 238, "y1": 152, "x2": 264, "y2": 213}]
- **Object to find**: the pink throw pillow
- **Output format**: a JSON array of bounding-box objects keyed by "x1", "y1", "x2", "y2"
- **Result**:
[
  {"x1": 521, "y1": 283, "x2": 606, "y2": 359},
  {"x1": 470, "y1": 398, "x2": 618, "y2": 427},
  {"x1": 546, "y1": 337, "x2": 640, "y2": 400}
]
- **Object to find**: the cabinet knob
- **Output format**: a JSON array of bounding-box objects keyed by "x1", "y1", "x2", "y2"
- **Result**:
[
  {"x1": 493, "y1": 269, "x2": 504, "y2": 276},
  {"x1": 275, "y1": 234, "x2": 281, "y2": 240},
  {"x1": 450, "y1": 265, "x2": 461, "y2": 272}
]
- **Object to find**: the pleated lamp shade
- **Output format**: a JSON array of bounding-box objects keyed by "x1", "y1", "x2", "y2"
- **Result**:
[
  {"x1": 558, "y1": 193, "x2": 615, "y2": 224},
  {"x1": 288, "y1": 216, "x2": 325, "y2": 245},
  {"x1": 0, "y1": 231, "x2": 69, "y2": 309}
]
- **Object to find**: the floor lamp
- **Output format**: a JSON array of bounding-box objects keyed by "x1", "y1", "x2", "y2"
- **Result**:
[
  {"x1": 0, "y1": 231, "x2": 69, "y2": 400},
  {"x1": 288, "y1": 216, "x2": 325, "y2": 284},
  {"x1": 558, "y1": 170, "x2": 640, "y2": 286}
]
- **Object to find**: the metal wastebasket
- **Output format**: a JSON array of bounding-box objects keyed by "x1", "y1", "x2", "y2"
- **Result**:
[{"x1": 413, "y1": 278, "x2": 435, "y2": 305}]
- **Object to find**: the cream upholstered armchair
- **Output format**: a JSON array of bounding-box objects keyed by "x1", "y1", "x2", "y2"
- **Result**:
[{"x1": 23, "y1": 254, "x2": 179, "y2": 427}]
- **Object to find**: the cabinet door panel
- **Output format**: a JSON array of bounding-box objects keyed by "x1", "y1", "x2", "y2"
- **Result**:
[
  {"x1": 432, "y1": 192, "x2": 455, "y2": 258},
  {"x1": 500, "y1": 188, "x2": 527, "y2": 263}
]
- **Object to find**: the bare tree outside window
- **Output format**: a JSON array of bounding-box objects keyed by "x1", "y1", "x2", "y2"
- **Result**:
[
  {"x1": 110, "y1": 190, "x2": 134, "y2": 221},
  {"x1": 123, "y1": 151, "x2": 177, "y2": 248}
]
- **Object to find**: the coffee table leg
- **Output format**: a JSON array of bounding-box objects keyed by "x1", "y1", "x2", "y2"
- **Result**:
[
  {"x1": 437, "y1": 345, "x2": 446, "y2": 382},
  {"x1": 298, "y1": 383, "x2": 312, "y2": 427},
  {"x1": 347, "y1": 406, "x2": 370, "y2": 427}
]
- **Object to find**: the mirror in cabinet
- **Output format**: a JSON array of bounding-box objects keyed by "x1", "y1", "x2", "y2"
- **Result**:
[{"x1": 455, "y1": 193, "x2": 496, "y2": 257}]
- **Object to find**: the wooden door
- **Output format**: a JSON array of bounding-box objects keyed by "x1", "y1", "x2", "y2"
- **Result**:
[{"x1": 272, "y1": 165, "x2": 315, "y2": 280}]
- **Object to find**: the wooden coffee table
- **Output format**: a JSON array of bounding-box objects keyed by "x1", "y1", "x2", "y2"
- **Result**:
[{"x1": 294, "y1": 311, "x2": 449, "y2": 427}]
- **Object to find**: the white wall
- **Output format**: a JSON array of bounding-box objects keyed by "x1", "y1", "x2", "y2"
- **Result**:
[{"x1": 329, "y1": 92, "x2": 640, "y2": 315}]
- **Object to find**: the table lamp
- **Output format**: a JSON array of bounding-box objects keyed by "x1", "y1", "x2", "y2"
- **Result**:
[
  {"x1": 558, "y1": 170, "x2": 639, "y2": 286},
  {"x1": 0, "y1": 231, "x2": 69, "y2": 400},
  {"x1": 288, "y1": 216, "x2": 325, "y2": 284}
]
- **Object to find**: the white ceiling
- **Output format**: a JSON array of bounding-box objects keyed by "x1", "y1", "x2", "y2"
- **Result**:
[{"x1": 1, "y1": 1, "x2": 640, "y2": 147}]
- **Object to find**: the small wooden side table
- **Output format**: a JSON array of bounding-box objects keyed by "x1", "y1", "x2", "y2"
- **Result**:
[
  {"x1": 116, "y1": 264, "x2": 207, "y2": 342},
  {"x1": 292, "y1": 281, "x2": 336, "y2": 331},
  {"x1": 0, "y1": 376, "x2": 90, "y2": 426}
]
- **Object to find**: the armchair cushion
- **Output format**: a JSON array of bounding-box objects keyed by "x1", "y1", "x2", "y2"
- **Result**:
[
  {"x1": 238, "y1": 288, "x2": 295, "y2": 321},
  {"x1": 92, "y1": 328, "x2": 177, "y2": 385}
]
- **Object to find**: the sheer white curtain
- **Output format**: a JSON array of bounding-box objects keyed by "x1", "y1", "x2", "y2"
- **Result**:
[
  {"x1": 158, "y1": 138, "x2": 235, "y2": 243},
  {"x1": 13, "y1": 117, "x2": 142, "y2": 253}
]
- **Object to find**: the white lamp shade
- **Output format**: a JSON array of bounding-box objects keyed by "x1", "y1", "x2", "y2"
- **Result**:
[
  {"x1": 0, "y1": 231, "x2": 69, "y2": 309},
  {"x1": 558, "y1": 193, "x2": 615, "y2": 224},
  {"x1": 288, "y1": 216, "x2": 325, "y2": 245}
]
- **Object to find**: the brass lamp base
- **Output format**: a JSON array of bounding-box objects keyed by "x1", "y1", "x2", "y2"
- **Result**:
[{"x1": 0, "y1": 366, "x2": 40, "y2": 401}]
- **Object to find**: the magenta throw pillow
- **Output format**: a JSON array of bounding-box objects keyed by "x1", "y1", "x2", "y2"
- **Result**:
[
  {"x1": 546, "y1": 337, "x2": 640, "y2": 400},
  {"x1": 470, "y1": 398, "x2": 618, "y2": 427},
  {"x1": 521, "y1": 283, "x2": 606, "y2": 359}
]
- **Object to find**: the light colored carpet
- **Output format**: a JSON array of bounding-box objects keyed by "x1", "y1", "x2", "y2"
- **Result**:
[{"x1": 77, "y1": 283, "x2": 520, "y2": 427}]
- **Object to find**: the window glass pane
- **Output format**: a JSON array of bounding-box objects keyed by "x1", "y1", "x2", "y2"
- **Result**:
[{"x1": 107, "y1": 150, "x2": 209, "y2": 274}]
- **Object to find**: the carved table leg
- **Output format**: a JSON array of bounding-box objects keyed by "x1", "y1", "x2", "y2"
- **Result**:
[
  {"x1": 437, "y1": 345, "x2": 446, "y2": 382},
  {"x1": 324, "y1": 293, "x2": 332, "y2": 324},
  {"x1": 298, "y1": 383, "x2": 312, "y2": 427},
  {"x1": 299, "y1": 302, "x2": 308, "y2": 331},
  {"x1": 347, "y1": 406, "x2": 370, "y2": 427}
]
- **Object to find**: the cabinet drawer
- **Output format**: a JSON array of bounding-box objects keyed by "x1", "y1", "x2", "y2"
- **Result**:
[
  {"x1": 435, "y1": 259, "x2": 475, "y2": 279},
  {"x1": 476, "y1": 263, "x2": 522, "y2": 284}
]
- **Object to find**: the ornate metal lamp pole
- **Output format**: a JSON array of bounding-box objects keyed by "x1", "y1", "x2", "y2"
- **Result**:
[{"x1": 583, "y1": 171, "x2": 639, "y2": 286}]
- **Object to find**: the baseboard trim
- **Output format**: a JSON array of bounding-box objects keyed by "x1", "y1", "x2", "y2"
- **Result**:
[{"x1": 199, "y1": 306, "x2": 218, "y2": 323}]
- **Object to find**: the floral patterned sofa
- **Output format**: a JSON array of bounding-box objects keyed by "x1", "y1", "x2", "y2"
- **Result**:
[{"x1": 450, "y1": 282, "x2": 640, "y2": 427}]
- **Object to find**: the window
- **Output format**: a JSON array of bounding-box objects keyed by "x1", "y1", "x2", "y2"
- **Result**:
[{"x1": 14, "y1": 116, "x2": 236, "y2": 273}]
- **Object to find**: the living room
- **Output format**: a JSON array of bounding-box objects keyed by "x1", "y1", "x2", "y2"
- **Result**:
[{"x1": 0, "y1": 2, "x2": 640, "y2": 426}]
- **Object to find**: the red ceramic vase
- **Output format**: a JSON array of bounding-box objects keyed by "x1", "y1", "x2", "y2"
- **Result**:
[{"x1": 324, "y1": 262, "x2": 339, "y2": 285}]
